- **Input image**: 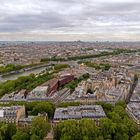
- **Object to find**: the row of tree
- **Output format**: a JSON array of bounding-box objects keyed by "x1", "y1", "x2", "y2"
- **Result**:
[
  {"x1": 53, "y1": 64, "x2": 70, "y2": 70},
  {"x1": 41, "y1": 49, "x2": 137, "y2": 62},
  {"x1": 0, "y1": 64, "x2": 23, "y2": 74},
  {"x1": 81, "y1": 61, "x2": 111, "y2": 71}
]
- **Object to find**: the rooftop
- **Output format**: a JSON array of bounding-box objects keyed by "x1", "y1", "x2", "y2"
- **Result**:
[{"x1": 53, "y1": 105, "x2": 106, "y2": 120}]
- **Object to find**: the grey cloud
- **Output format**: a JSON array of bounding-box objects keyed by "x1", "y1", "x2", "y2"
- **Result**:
[
  {"x1": 0, "y1": 12, "x2": 75, "y2": 32},
  {"x1": 0, "y1": 0, "x2": 140, "y2": 40}
]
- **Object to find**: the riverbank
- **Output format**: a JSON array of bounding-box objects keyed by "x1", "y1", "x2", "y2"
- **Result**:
[
  {"x1": 0, "y1": 65, "x2": 48, "y2": 83},
  {"x1": 1, "y1": 63, "x2": 50, "y2": 77}
]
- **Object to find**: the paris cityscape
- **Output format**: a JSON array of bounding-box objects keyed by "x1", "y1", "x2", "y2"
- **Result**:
[{"x1": 0, "y1": 0, "x2": 140, "y2": 140}]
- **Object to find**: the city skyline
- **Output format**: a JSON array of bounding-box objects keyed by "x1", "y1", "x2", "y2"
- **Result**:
[{"x1": 0, "y1": 0, "x2": 140, "y2": 41}]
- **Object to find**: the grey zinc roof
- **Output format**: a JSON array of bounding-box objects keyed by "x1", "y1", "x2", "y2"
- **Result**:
[{"x1": 53, "y1": 105, "x2": 106, "y2": 120}]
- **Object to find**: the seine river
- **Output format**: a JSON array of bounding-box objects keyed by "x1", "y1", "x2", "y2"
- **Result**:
[{"x1": 0, "y1": 66, "x2": 47, "y2": 83}]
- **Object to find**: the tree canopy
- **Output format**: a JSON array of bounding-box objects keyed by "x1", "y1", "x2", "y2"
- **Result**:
[{"x1": 54, "y1": 101, "x2": 139, "y2": 140}]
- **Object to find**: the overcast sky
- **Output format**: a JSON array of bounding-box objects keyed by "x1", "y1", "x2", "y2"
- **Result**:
[{"x1": 0, "y1": 0, "x2": 140, "y2": 41}]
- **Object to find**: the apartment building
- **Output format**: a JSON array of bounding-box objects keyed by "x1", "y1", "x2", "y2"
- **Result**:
[
  {"x1": 53, "y1": 105, "x2": 106, "y2": 125},
  {"x1": 0, "y1": 106, "x2": 25, "y2": 124}
]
